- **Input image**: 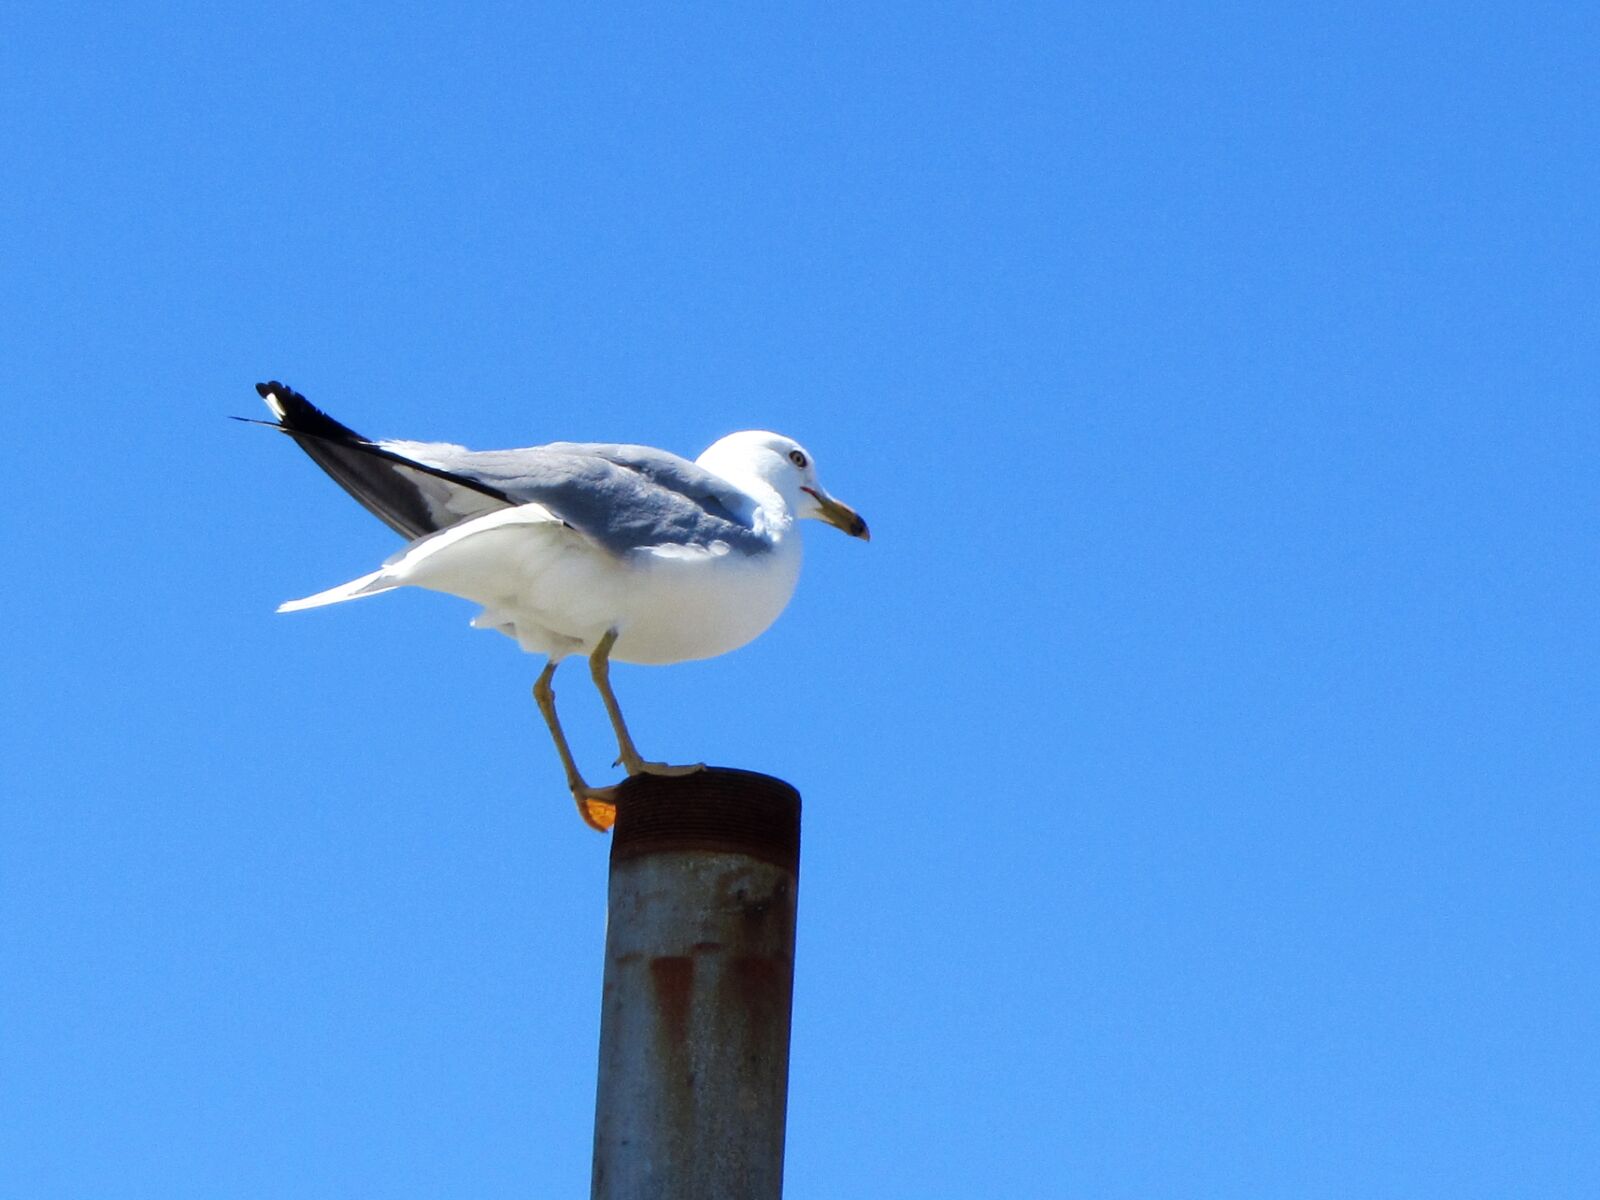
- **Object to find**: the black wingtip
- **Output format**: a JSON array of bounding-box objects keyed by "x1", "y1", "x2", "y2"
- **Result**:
[{"x1": 254, "y1": 380, "x2": 370, "y2": 445}]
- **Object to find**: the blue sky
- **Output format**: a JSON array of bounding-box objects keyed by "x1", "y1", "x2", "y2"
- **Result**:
[{"x1": 3, "y1": 4, "x2": 1596, "y2": 1196}]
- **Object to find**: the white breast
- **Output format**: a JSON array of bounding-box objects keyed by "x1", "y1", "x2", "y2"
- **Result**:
[{"x1": 608, "y1": 536, "x2": 804, "y2": 664}]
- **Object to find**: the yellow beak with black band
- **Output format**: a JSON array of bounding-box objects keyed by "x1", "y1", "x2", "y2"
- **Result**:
[{"x1": 802, "y1": 486, "x2": 870, "y2": 540}]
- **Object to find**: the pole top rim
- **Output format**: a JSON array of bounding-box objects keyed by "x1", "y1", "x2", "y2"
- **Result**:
[{"x1": 609, "y1": 768, "x2": 801, "y2": 875}]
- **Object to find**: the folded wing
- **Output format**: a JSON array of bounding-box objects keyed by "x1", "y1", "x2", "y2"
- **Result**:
[{"x1": 258, "y1": 382, "x2": 771, "y2": 557}]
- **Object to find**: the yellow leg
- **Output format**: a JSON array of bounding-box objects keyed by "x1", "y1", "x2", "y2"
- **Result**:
[
  {"x1": 589, "y1": 630, "x2": 704, "y2": 778},
  {"x1": 533, "y1": 660, "x2": 617, "y2": 832}
]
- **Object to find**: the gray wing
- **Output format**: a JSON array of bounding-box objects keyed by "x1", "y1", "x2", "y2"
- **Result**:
[
  {"x1": 388, "y1": 440, "x2": 768, "y2": 556},
  {"x1": 257, "y1": 382, "x2": 764, "y2": 554}
]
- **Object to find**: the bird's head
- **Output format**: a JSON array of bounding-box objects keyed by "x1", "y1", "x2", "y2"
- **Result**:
[{"x1": 697, "y1": 431, "x2": 870, "y2": 540}]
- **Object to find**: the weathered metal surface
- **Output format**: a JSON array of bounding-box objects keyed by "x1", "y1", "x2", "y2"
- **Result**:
[
  {"x1": 609, "y1": 768, "x2": 801, "y2": 874},
  {"x1": 591, "y1": 769, "x2": 801, "y2": 1200}
]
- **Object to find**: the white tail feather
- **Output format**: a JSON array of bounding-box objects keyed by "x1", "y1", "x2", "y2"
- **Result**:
[{"x1": 277, "y1": 569, "x2": 394, "y2": 612}]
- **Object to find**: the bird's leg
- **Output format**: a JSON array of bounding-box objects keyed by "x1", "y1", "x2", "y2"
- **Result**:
[
  {"x1": 532, "y1": 659, "x2": 618, "y2": 832},
  {"x1": 589, "y1": 629, "x2": 705, "y2": 778}
]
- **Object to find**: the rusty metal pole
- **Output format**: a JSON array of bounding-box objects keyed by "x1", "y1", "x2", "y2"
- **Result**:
[{"x1": 590, "y1": 768, "x2": 801, "y2": 1200}]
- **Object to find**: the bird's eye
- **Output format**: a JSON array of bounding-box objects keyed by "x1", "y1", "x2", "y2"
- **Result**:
[{"x1": 788, "y1": 449, "x2": 808, "y2": 469}]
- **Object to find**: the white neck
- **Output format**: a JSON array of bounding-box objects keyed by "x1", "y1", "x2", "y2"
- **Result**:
[{"x1": 697, "y1": 443, "x2": 801, "y2": 541}]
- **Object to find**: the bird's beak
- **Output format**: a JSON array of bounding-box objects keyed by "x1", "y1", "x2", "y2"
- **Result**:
[{"x1": 802, "y1": 487, "x2": 870, "y2": 540}]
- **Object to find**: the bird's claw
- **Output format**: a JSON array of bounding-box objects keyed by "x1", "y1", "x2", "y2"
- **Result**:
[
  {"x1": 572, "y1": 785, "x2": 620, "y2": 833},
  {"x1": 572, "y1": 763, "x2": 705, "y2": 831},
  {"x1": 616, "y1": 757, "x2": 707, "y2": 778}
]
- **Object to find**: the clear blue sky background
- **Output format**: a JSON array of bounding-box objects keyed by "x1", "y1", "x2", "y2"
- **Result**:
[{"x1": 2, "y1": 4, "x2": 1596, "y2": 1197}]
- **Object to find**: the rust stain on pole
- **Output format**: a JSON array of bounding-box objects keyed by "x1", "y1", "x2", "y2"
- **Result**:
[
  {"x1": 728, "y1": 954, "x2": 785, "y2": 1028},
  {"x1": 647, "y1": 955, "x2": 695, "y2": 1049},
  {"x1": 590, "y1": 768, "x2": 801, "y2": 1200}
]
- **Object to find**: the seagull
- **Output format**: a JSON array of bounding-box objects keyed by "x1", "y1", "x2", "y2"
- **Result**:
[{"x1": 248, "y1": 382, "x2": 869, "y2": 831}]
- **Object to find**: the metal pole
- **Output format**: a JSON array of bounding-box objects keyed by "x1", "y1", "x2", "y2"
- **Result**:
[{"x1": 590, "y1": 768, "x2": 802, "y2": 1200}]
